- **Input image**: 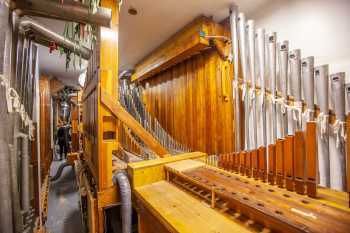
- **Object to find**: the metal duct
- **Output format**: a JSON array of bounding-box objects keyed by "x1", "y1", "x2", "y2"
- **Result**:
[
  {"x1": 112, "y1": 171, "x2": 132, "y2": 233},
  {"x1": 11, "y1": 0, "x2": 112, "y2": 28},
  {"x1": 19, "y1": 17, "x2": 92, "y2": 60}
]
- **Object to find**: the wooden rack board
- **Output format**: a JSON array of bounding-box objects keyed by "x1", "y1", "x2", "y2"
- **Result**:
[
  {"x1": 164, "y1": 160, "x2": 350, "y2": 233},
  {"x1": 135, "y1": 181, "x2": 252, "y2": 233}
]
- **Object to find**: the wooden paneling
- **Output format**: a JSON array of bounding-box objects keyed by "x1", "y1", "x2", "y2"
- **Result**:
[
  {"x1": 82, "y1": 0, "x2": 119, "y2": 194},
  {"x1": 39, "y1": 76, "x2": 52, "y2": 179},
  {"x1": 142, "y1": 49, "x2": 234, "y2": 155}
]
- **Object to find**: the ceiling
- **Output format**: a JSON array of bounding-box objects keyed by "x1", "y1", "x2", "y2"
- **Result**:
[
  {"x1": 37, "y1": 18, "x2": 88, "y2": 87},
  {"x1": 119, "y1": 0, "x2": 272, "y2": 72},
  {"x1": 37, "y1": 0, "x2": 273, "y2": 86}
]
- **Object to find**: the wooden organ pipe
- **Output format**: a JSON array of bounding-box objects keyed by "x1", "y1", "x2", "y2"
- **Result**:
[{"x1": 306, "y1": 122, "x2": 317, "y2": 198}]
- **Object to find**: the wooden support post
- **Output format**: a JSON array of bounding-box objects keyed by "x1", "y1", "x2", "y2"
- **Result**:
[
  {"x1": 229, "y1": 153, "x2": 235, "y2": 172},
  {"x1": 268, "y1": 144, "x2": 276, "y2": 185},
  {"x1": 284, "y1": 135, "x2": 295, "y2": 191},
  {"x1": 346, "y1": 114, "x2": 350, "y2": 207},
  {"x1": 305, "y1": 122, "x2": 317, "y2": 198},
  {"x1": 240, "y1": 151, "x2": 246, "y2": 175},
  {"x1": 234, "y1": 152, "x2": 240, "y2": 173},
  {"x1": 258, "y1": 146, "x2": 267, "y2": 182},
  {"x1": 246, "y1": 151, "x2": 252, "y2": 177},
  {"x1": 276, "y1": 139, "x2": 285, "y2": 188},
  {"x1": 225, "y1": 154, "x2": 229, "y2": 170},
  {"x1": 294, "y1": 131, "x2": 305, "y2": 195},
  {"x1": 218, "y1": 154, "x2": 223, "y2": 168},
  {"x1": 251, "y1": 149, "x2": 259, "y2": 179}
]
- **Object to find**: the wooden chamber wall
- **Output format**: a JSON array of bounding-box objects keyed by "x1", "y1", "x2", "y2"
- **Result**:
[
  {"x1": 141, "y1": 49, "x2": 235, "y2": 155},
  {"x1": 39, "y1": 76, "x2": 52, "y2": 178}
]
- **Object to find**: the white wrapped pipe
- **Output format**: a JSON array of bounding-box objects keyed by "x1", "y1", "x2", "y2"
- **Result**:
[
  {"x1": 329, "y1": 72, "x2": 346, "y2": 191},
  {"x1": 315, "y1": 65, "x2": 330, "y2": 187}
]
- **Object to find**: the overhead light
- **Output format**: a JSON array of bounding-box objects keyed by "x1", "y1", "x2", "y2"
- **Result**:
[{"x1": 128, "y1": 7, "x2": 138, "y2": 15}]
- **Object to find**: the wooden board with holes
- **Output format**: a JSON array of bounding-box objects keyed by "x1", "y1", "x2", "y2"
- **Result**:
[
  {"x1": 135, "y1": 181, "x2": 252, "y2": 233},
  {"x1": 164, "y1": 163, "x2": 350, "y2": 233}
]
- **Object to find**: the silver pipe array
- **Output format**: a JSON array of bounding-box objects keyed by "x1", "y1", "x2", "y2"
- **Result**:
[
  {"x1": 230, "y1": 4, "x2": 348, "y2": 191},
  {"x1": 119, "y1": 80, "x2": 191, "y2": 155}
]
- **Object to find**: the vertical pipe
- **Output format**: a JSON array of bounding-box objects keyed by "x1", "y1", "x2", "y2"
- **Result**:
[
  {"x1": 0, "y1": 140, "x2": 14, "y2": 233},
  {"x1": 20, "y1": 134, "x2": 30, "y2": 212},
  {"x1": 0, "y1": 2, "x2": 14, "y2": 232},
  {"x1": 315, "y1": 65, "x2": 330, "y2": 187},
  {"x1": 238, "y1": 12, "x2": 249, "y2": 152},
  {"x1": 229, "y1": 4, "x2": 241, "y2": 152}
]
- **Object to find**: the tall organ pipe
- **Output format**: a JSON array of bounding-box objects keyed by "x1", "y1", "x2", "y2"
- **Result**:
[
  {"x1": 19, "y1": 17, "x2": 92, "y2": 60},
  {"x1": 18, "y1": 133, "x2": 30, "y2": 212},
  {"x1": 0, "y1": 140, "x2": 14, "y2": 233},
  {"x1": 112, "y1": 171, "x2": 132, "y2": 233},
  {"x1": 12, "y1": 0, "x2": 112, "y2": 28}
]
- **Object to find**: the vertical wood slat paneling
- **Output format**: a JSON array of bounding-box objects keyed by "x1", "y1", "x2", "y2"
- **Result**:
[
  {"x1": 142, "y1": 49, "x2": 235, "y2": 155},
  {"x1": 39, "y1": 77, "x2": 52, "y2": 179}
]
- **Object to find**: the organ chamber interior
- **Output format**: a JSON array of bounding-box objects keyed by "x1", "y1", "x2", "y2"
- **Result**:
[{"x1": 0, "y1": 1, "x2": 350, "y2": 233}]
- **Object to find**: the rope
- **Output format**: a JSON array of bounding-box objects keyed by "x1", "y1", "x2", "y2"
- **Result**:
[
  {"x1": 249, "y1": 87, "x2": 255, "y2": 108},
  {"x1": 332, "y1": 120, "x2": 346, "y2": 148},
  {"x1": 317, "y1": 113, "x2": 329, "y2": 139},
  {"x1": 303, "y1": 108, "x2": 315, "y2": 122},
  {"x1": 0, "y1": 74, "x2": 35, "y2": 140},
  {"x1": 241, "y1": 83, "x2": 247, "y2": 101}
]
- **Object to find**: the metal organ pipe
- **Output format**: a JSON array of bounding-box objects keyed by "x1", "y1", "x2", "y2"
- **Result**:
[{"x1": 18, "y1": 133, "x2": 30, "y2": 212}]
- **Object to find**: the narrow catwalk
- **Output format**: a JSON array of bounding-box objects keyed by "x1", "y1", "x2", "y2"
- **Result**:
[{"x1": 46, "y1": 160, "x2": 83, "y2": 233}]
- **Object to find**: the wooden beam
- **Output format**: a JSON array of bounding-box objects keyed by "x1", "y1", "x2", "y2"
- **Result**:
[
  {"x1": 132, "y1": 16, "x2": 222, "y2": 82},
  {"x1": 100, "y1": 89, "x2": 169, "y2": 156}
]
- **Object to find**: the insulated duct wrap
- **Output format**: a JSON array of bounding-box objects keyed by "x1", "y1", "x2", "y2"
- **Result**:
[
  {"x1": 112, "y1": 172, "x2": 132, "y2": 233},
  {"x1": 315, "y1": 65, "x2": 330, "y2": 187},
  {"x1": 12, "y1": 0, "x2": 112, "y2": 28},
  {"x1": 329, "y1": 72, "x2": 346, "y2": 191},
  {"x1": 19, "y1": 17, "x2": 91, "y2": 60}
]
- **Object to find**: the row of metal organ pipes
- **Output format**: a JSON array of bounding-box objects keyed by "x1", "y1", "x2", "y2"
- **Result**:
[{"x1": 137, "y1": 4, "x2": 349, "y2": 195}]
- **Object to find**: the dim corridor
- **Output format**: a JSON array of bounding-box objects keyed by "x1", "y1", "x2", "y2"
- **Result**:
[{"x1": 46, "y1": 160, "x2": 83, "y2": 233}]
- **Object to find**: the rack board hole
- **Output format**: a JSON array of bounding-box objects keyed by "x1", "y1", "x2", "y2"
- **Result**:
[
  {"x1": 275, "y1": 210, "x2": 283, "y2": 215},
  {"x1": 301, "y1": 200, "x2": 309, "y2": 204}
]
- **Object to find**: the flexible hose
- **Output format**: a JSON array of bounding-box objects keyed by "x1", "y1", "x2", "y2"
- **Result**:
[
  {"x1": 50, "y1": 161, "x2": 72, "y2": 181},
  {"x1": 112, "y1": 171, "x2": 132, "y2": 233}
]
